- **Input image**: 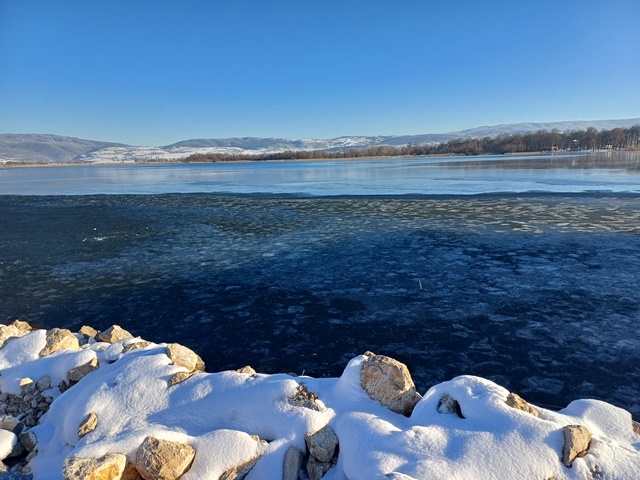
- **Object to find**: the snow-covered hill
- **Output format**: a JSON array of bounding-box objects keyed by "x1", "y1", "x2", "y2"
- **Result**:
[{"x1": 2, "y1": 118, "x2": 639, "y2": 164}]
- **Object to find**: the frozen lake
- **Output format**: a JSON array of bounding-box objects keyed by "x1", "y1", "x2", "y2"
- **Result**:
[
  {"x1": 1, "y1": 151, "x2": 639, "y2": 195},
  {"x1": 1, "y1": 153, "x2": 639, "y2": 416}
]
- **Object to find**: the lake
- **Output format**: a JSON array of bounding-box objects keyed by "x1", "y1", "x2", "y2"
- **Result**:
[{"x1": 1, "y1": 152, "x2": 639, "y2": 417}]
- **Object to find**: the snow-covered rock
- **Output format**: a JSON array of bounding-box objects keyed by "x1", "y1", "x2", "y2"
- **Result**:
[{"x1": 0, "y1": 322, "x2": 639, "y2": 479}]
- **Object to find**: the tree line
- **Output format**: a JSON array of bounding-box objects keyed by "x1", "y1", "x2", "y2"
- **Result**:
[{"x1": 184, "y1": 125, "x2": 640, "y2": 163}]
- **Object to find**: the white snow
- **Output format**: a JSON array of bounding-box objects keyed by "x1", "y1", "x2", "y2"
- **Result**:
[{"x1": 1, "y1": 328, "x2": 639, "y2": 479}]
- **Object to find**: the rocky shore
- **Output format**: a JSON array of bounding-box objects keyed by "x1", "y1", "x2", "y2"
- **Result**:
[{"x1": 0, "y1": 321, "x2": 639, "y2": 479}]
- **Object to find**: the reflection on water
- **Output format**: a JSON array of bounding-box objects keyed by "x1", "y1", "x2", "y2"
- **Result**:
[{"x1": 1, "y1": 152, "x2": 639, "y2": 195}]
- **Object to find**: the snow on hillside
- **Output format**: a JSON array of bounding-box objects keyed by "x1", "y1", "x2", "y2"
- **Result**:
[{"x1": 1, "y1": 321, "x2": 639, "y2": 479}]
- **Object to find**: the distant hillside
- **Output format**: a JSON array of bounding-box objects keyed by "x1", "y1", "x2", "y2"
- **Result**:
[
  {"x1": 2, "y1": 118, "x2": 639, "y2": 164},
  {"x1": 0, "y1": 134, "x2": 126, "y2": 164}
]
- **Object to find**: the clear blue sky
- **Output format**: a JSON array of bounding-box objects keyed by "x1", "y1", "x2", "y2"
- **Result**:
[{"x1": 1, "y1": 0, "x2": 639, "y2": 146}]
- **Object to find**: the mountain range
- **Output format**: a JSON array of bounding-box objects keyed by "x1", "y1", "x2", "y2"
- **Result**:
[{"x1": 1, "y1": 118, "x2": 639, "y2": 164}]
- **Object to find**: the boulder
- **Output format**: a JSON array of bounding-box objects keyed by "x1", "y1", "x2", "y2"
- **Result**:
[
  {"x1": 134, "y1": 437, "x2": 195, "y2": 480},
  {"x1": 62, "y1": 453, "x2": 127, "y2": 480},
  {"x1": 96, "y1": 325, "x2": 133, "y2": 344},
  {"x1": 282, "y1": 446, "x2": 303, "y2": 480},
  {"x1": 78, "y1": 325, "x2": 98, "y2": 339},
  {"x1": 632, "y1": 420, "x2": 640, "y2": 435},
  {"x1": 165, "y1": 344, "x2": 204, "y2": 373},
  {"x1": 67, "y1": 357, "x2": 100, "y2": 383},
  {"x1": 0, "y1": 418, "x2": 24, "y2": 435},
  {"x1": 167, "y1": 372, "x2": 195, "y2": 387},
  {"x1": 305, "y1": 425, "x2": 339, "y2": 463},
  {"x1": 35, "y1": 375, "x2": 51, "y2": 392},
  {"x1": 306, "y1": 457, "x2": 330, "y2": 480},
  {"x1": 122, "y1": 342, "x2": 152, "y2": 353},
  {"x1": 219, "y1": 456, "x2": 261, "y2": 480},
  {"x1": 120, "y1": 464, "x2": 143, "y2": 480},
  {"x1": 359, "y1": 352, "x2": 422, "y2": 416},
  {"x1": 505, "y1": 392, "x2": 538, "y2": 417},
  {"x1": 78, "y1": 413, "x2": 98, "y2": 438},
  {"x1": 288, "y1": 385, "x2": 321, "y2": 411},
  {"x1": 235, "y1": 366, "x2": 256, "y2": 375},
  {"x1": 0, "y1": 323, "x2": 31, "y2": 349},
  {"x1": 10, "y1": 320, "x2": 32, "y2": 332},
  {"x1": 18, "y1": 379, "x2": 34, "y2": 393},
  {"x1": 562, "y1": 425, "x2": 592, "y2": 467},
  {"x1": 39, "y1": 329, "x2": 80, "y2": 357},
  {"x1": 18, "y1": 431, "x2": 36, "y2": 452},
  {"x1": 437, "y1": 393, "x2": 464, "y2": 418}
]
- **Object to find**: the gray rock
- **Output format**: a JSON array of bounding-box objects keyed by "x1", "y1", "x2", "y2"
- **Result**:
[
  {"x1": 39, "y1": 329, "x2": 80, "y2": 357},
  {"x1": 437, "y1": 394, "x2": 464, "y2": 418},
  {"x1": 165, "y1": 343, "x2": 205, "y2": 373},
  {"x1": 121, "y1": 341, "x2": 152, "y2": 353},
  {"x1": 78, "y1": 413, "x2": 98, "y2": 438},
  {"x1": 0, "y1": 418, "x2": 24, "y2": 435},
  {"x1": 135, "y1": 436, "x2": 195, "y2": 480},
  {"x1": 505, "y1": 392, "x2": 538, "y2": 417},
  {"x1": 282, "y1": 446, "x2": 303, "y2": 480},
  {"x1": 360, "y1": 352, "x2": 422, "y2": 416},
  {"x1": 562, "y1": 425, "x2": 592, "y2": 467},
  {"x1": 62, "y1": 453, "x2": 127, "y2": 480},
  {"x1": 305, "y1": 425, "x2": 339, "y2": 463},
  {"x1": 96, "y1": 325, "x2": 133, "y2": 344},
  {"x1": 35, "y1": 376, "x2": 51, "y2": 392},
  {"x1": 67, "y1": 357, "x2": 100, "y2": 383},
  {"x1": 306, "y1": 457, "x2": 330, "y2": 480},
  {"x1": 18, "y1": 431, "x2": 36, "y2": 452}
]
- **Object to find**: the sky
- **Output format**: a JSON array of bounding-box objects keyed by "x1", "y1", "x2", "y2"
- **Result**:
[{"x1": 1, "y1": 0, "x2": 639, "y2": 146}]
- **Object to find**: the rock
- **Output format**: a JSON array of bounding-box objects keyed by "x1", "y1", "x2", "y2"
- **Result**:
[
  {"x1": 288, "y1": 385, "x2": 321, "y2": 411},
  {"x1": 235, "y1": 366, "x2": 256, "y2": 374},
  {"x1": 78, "y1": 413, "x2": 98, "y2": 438},
  {"x1": 10, "y1": 321, "x2": 32, "y2": 332},
  {"x1": 78, "y1": 325, "x2": 98, "y2": 339},
  {"x1": 437, "y1": 394, "x2": 464, "y2": 418},
  {"x1": 18, "y1": 431, "x2": 36, "y2": 452},
  {"x1": 167, "y1": 372, "x2": 195, "y2": 387},
  {"x1": 67, "y1": 357, "x2": 100, "y2": 383},
  {"x1": 135, "y1": 437, "x2": 195, "y2": 480},
  {"x1": 360, "y1": 352, "x2": 422, "y2": 416},
  {"x1": 219, "y1": 456, "x2": 261, "y2": 480},
  {"x1": 305, "y1": 425, "x2": 339, "y2": 463},
  {"x1": 120, "y1": 463, "x2": 143, "y2": 480},
  {"x1": 18, "y1": 379, "x2": 34, "y2": 393},
  {"x1": 562, "y1": 425, "x2": 592, "y2": 467},
  {"x1": 505, "y1": 392, "x2": 538, "y2": 417},
  {"x1": 22, "y1": 416, "x2": 36, "y2": 428},
  {"x1": 39, "y1": 329, "x2": 80, "y2": 357},
  {"x1": 96, "y1": 325, "x2": 133, "y2": 344},
  {"x1": 282, "y1": 446, "x2": 303, "y2": 480},
  {"x1": 632, "y1": 420, "x2": 640, "y2": 435},
  {"x1": 306, "y1": 457, "x2": 330, "y2": 480},
  {"x1": 62, "y1": 453, "x2": 127, "y2": 480},
  {"x1": 35, "y1": 375, "x2": 51, "y2": 392},
  {"x1": 122, "y1": 342, "x2": 152, "y2": 353},
  {"x1": 165, "y1": 344, "x2": 205, "y2": 373},
  {"x1": 0, "y1": 418, "x2": 24, "y2": 435},
  {"x1": 7, "y1": 440, "x2": 25, "y2": 459},
  {"x1": 0, "y1": 324, "x2": 30, "y2": 349}
]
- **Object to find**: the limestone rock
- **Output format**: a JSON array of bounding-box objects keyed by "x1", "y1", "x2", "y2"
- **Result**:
[
  {"x1": 10, "y1": 320, "x2": 32, "y2": 332},
  {"x1": 78, "y1": 413, "x2": 98, "y2": 438},
  {"x1": 218, "y1": 456, "x2": 260, "y2": 480},
  {"x1": 437, "y1": 394, "x2": 464, "y2": 418},
  {"x1": 306, "y1": 457, "x2": 330, "y2": 480},
  {"x1": 360, "y1": 352, "x2": 422, "y2": 416},
  {"x1": 165, "y1": 344, "x2": 205, "y2": 373},
  {"x1": 62, "y1": 453, "x2": 127, "y2": 480},
  {"x1": 122, "y1": 342, "x2": 152, "y2": 353},
  {"x1": 562, "y1": 425, "x2": 592, "y2": 467},
  {"x1": 505, "y1": 392, "x2": 538, "y2": 417},
  {"x1": 18, "y1": 379, "x2": 34, "y2": 393},
  {"x1": 167, "y1": 371, "x2": 195, "y2": 387},
  {"x1": 39, "y1": 329, "x2": 80, "y2": 357},
  {"x1": 79, "y1": 325, "x2": 98, "y2": 339},
  {"x1": 306, "y1": 425, "x2": 339, "y2": 463},
  {"x1": 288, "y1": 384, "x2": 321, "y2": 411},
  {"x1": 632, "y1": 420, "x2": 640, "y2": 435},
  {"x1": 18, "y1": 431, "x2": 37, "y2": 452},
  {"x1": 0, "y1": 323, "x2": 31, "y2": 349},
  {"x1": 282, "y1": 446, "x2": 303, "y2": 480},
  {"x1": 96, "y1": 325, "x2": 133, "y2": 344},
  {"x1": 135, "y1": 437, "x2": 195, "y2": 480},
  {"x1": 67, "y1": 357, "x2": 100, "y2": 383},
  {"x1": 235, "y1": 366, "x2": 256, "y2": 374}
]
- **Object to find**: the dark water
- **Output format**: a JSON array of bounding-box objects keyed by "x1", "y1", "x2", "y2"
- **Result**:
[{"x1": 1, "y1": 193, "x2": 639, "y2": 417}]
